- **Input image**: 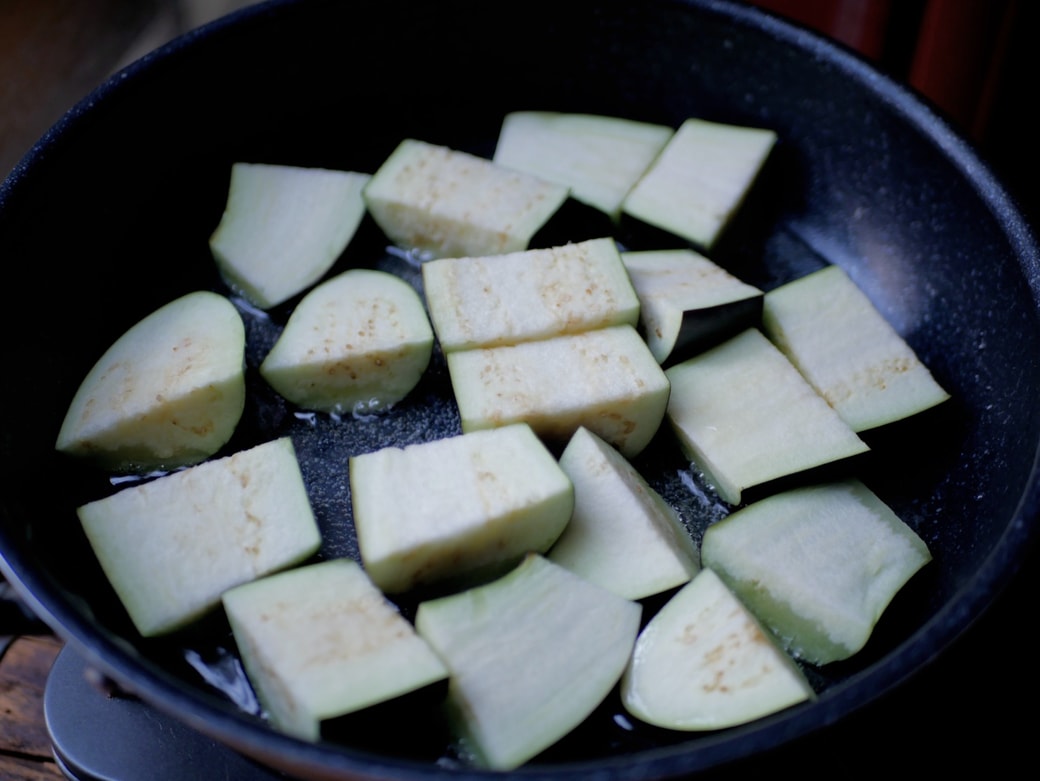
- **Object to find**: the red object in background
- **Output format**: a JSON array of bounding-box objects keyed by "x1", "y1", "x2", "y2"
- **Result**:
[
  {"x1": 748, "y1": 0, "x2": 1019, "y2": 141},
  {"x1": 747, "y1": 0, "x2": 1037, "y2": 225}
]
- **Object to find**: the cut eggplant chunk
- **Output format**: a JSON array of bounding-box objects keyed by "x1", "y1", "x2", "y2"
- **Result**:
[
  {"x1": 762, "y1": 264, "x2": 950, "y2": 432},
  {"x1": 77, "y1": 437, "x2": 322, "y2": 637},
  {"x1": 548, "y1": 427, "x2": 699, "y2": 600},
  {"x1": 447, "y1": 324, "x2": 670, "y2": 458},
  {"x1": 260, "y1": 268, "x2": 433, "y2": 415},
  {"x1": 415, "y1": 554, "x2": 641, "y2": 771},
  {"x1": 621, "y1": 568, "x2": 814, "y2": 730},
  {"x1": 621, "y1": 118, "x2": 777, "y2": 250},
  {"x1": 665, "y1": 328, "x2": 869, "y2": 505},
  {"x1": 363, "y1": 139, "x2": 569, "y2": 260},
  {"x1": 349, "y1": 423, "x2": 573, "y2": 594},
  {"x1": 209, "y1": 163, "x2": 370, "y2": 309},
  {"x1": 422, "y1": 237, "x2": 639, "y2": 353},
  {"x1": 55, "y1": 290, "x2": 246, "y2": 473},
  {"x1": 700, "y1": 480, "x2": 932, "y2": 665},
  {"x1": 621, "y1": 248, "x2": 764, "y2": 364},
  {"x1": 493, "y1": 111, "x2": 673, "y2": 218},
  {"x1": 222, "y1": 558, "x2": 449, "y2": 742}
]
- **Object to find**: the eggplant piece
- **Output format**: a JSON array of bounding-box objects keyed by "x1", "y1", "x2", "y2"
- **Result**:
[
  {"x1": 699, "y1": 480, "x2": 932, "y2": 666},
  {"x1": 548, "y1": 426, "x2": 699, "y2": 600},
  {"x1": 664, "y1": 328, "x2": 869, "y2": 505},
  {"x1": 259, "y1": 268, "x2": 433, "y2": 416},
  {"x1": 621, "y1": 248, "x2": 764, "y2": 365},
  {"x1": 209, "y1": 163, "x2": 370, "y2": 309},
  {"x1": 620, "y1": 568, "x2": 814, "y2": 730},
  {"x1": 223, "y1": 558, "x2": 449, "y2": 742},
  {"x1": 55, "y1": 290, "x2": 246, "y2": 473},
  {"x1": 363, "y1": 139, "x2": 569, "y2": 260},
  {"x1": 349, "y1": 423, "x2": 573, "y2": 594},
  {"x1": 621, "y1": 118, "x2": 777, "y2": 250},
  {"x1": 493, "y1": 111, "x2": 673, "y2": 219},
  {"x1": 414, "y1": 554, "x2": 641, "y2": 771},
  {"x1": 762, "y1": 263, "x2": 950, "y2": 432},
  {"x1": 422, "y1": 237, "x2": 639, "y2": 353},
  {"x1": 77, "y1": 437, "x2": 321, "y2": 637},
  {"x1": 446, "y1": 324, "x2": 670, "y2": 458}
]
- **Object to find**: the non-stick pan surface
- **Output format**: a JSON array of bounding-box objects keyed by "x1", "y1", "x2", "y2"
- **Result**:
[{"x1": 2, "y1": 0, "x2": 1039, "y2": 778}]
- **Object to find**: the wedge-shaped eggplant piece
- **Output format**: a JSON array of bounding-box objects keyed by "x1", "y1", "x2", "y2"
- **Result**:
[
  {"x1": 447, "y1": 325, "x2": 670, "y2": 458},
  {"x1": 55, "y1": 290, "x2": 246, "y2": 473},
  {"x1": 493, "y1": 111, "x2": 673, "y2": 218},
  {"x1": 415, "y1": 554, "x2": 641, "y2": 771},
  {"x1": 665, "y1": 328, "x2": 869, "y2": 505},
  {"x1": 622, "y1": 118, "x2": 777, "y2": 250},
  {"x1": 621, "y1": 248, "x2": 763, "y2": 364},
  {"x1": 209, "y1": 163, "x2": 370, "y2": 309},
  {"x1": 260, "y1": 268, "x2": 433, "y2": 415},
  {"x1": 700, "y1": 480, "x2": 932, "y2": 665},
  {"x1": 621, "y1": 568, "x2": 814, "y2": 730},
  {"x1": 422, "y1": 237, "x2": 639, "y2": 353},
  {"x1": 350, "y1": 423, "x2": 573, "y2": 594},
  {"x1": 77, "y1": 437, "x2": 321, "y2": 637},
  {"x1": 548, "y1": 427, "x2": 698, "y2": 600},
  {"x1": 363, "y1": 139, "x2": 569, "y2": 260},
  {"x1": 762, "y1": 264, "x2": 950, "y2": 432},
  {"x1": 222, "y1": 558, "x2": 449, "y2": 742}
]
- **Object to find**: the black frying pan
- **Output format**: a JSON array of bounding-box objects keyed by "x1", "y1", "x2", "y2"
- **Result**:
[{"x1": 2, "y1": 0, "x2": 1038, "y2": 778}]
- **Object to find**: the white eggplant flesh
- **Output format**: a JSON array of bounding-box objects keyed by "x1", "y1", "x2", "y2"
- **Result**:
[
  {"x1": 621, "y1": 568, "x2": 814, "y2": 730},
  {"x1": 622, "y1": 118, "x2": 776, "y2": 250},
  {"x1": 77, "y1": 437, "x2": 321, "y2": 637},
  {"x1": 55, "y1": 290, "x2": 246, "y2": 473},
  {"x1": 665, "y1": 328, "x2": 869, "y2": 505},
  {"x1": 621, "y1": 248, "x2": 763, "y2": 364},
  {"x1": 422, "y1": 237, "x2": 639, "y2": 353},
  {"x1": 349, "y1": 423, "x2": 573, "y2": 594},
  {"x1": 700, "y1": 479, "x2": 932, "y2": 665},
  {"x1": 548, "y1": 426, "x2": 699, "y2": 600},
  {"x1": 447, "y1": 324, "x2": 670, "y2": 459},
  {"x1": 260, "y1": 268, "x2": 433, "y2": 415},
  {"x1": 223, "y1": 559, "x2": 448, "y2": 742},
  {"x1": 415, "y1": 554, "x2": 641, "y2": 771},
  {"x1": 363, "y1": 139, "x2": 569, "y2": 260},
  {"x1": 209, "y1": 163, "x2": 370, "y2": 309},
  {"x1": 493, "y1": 111, "x2": 673, "y2": 218},
  {"x1": 762, "y1": 263, "x2": 950, "y2": 432}
]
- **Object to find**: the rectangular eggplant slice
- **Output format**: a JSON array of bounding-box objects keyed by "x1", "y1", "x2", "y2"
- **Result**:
[
  {"x1": 621, "y1": 117, "x2": 777, "y2": 250},
  {"x1": 422, "y1": 237, "x2": 639, "y2": 353},
  {"x1": 762, "y1": 263, "x2": 951, "y2": 432},
  {"x1": 493, "y1": 111, "x2": 674, "y2": 219},
  {"x1": 621, "y1": 248, "x2": 764, "y2": 364},
  {"x1": 77, "y1": 437, "x2": 321, "y2": 637},
  {"x1": 664, "y1": 328, "x2": 869, "y2": 505},
  {"x1": 222, "y1": 558, "x2": 449, "y2": 742},
  {"x1": 349, "y1": 423, "x2": 573, "y2": 594},
  {"x1": 363, "y1": 138, "x2": 569, "y2": 260},
  {"x1": 446, "y1": 324, "x2": 670, "y2": 459}
]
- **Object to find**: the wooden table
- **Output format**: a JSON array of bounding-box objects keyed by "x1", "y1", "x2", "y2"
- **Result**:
[{"x1": 0, "y1": 634, "x2": 64, "y2": 781}]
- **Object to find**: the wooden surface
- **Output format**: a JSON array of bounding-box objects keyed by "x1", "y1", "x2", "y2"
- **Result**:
[{"x1": 0, "y1": 634, "x2": 64, "y2": 781}]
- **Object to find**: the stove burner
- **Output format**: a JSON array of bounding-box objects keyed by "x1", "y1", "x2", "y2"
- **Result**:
[{"x1": 44, "y1": 646, "x2": 286, "y2": 780}]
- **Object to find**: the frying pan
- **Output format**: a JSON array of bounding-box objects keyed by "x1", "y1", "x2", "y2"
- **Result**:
[{"x1": 2, "y1": 0, "x2": 1038, "y2": 778}]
